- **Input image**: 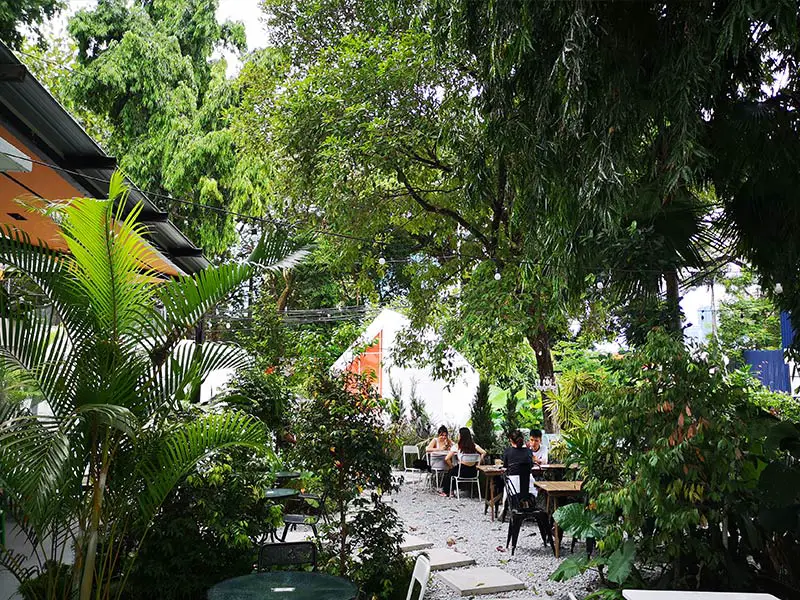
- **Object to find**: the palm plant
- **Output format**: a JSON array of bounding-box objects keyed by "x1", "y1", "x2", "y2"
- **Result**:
[{"x1": 0, "y1": 173, "x2": 308, "y2": 600}]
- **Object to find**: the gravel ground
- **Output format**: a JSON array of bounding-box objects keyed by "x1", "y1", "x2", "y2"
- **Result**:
[{"x1": 387, "y1": 474, "x2": 598, "y2": 599}]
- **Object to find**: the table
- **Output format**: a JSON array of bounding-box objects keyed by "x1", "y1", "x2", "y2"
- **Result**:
[
  {"x1": 208, "y1": 572, "x2": 358, "y2": 600},
  {"x1": 534, "y1": 480, "x2": 583, "y2": 558},
  {"x1": 623, "y1": 592, "x2": 779, "y2": 600},
  {"x1": 274, "y1": 471, "x2": 301, "y2": 483},
  {"x1": 477, "y1": 465, "x2": 505, "y2": 520},
  {"x1": 427, "y1": 451, "x2": 450, "y2": 488},
  {"x1": 260, "y1": 488, "x2": 300, "y2": 542}
]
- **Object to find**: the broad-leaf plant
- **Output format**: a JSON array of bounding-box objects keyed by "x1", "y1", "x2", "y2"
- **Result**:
[{"x1": 0, "y1": 173, "x2": 307, "y2": 600}]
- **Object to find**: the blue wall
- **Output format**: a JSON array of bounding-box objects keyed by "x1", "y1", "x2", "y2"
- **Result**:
[{"x1": 743, "y1": 349, "x2": 791, "y2": 393}]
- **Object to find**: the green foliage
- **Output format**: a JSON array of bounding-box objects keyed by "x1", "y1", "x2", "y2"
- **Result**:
[
  {"x1": 408, "y1": 381, "x2": 432, "y2": 440},
  {"x1": 123, "y1": 446, "x2": 280, "y2": 600},
  {"x1": 290, "y1": 371, "x2": 402, "y2": 595},
  {"x1": 715, "y1": 268, "x2": 782, "y2": 365},
  {"x1": 0, "y1": 0, "x2": 63, "y2": 48},
  {"x1": 557, "y1": 329, "x2": 800, "y2": 593},
  {"x1": 62, "y1": 0, "x2": 260, "y2": 256},
  {"x1": 222, "y1": 367, "x2": 294, "y2": 432},
  {"x1": 0, "y1": 178, "x2": 305, "y2": 600},
  {"x1": 470, "y1": 378, "x2": 494, "y2": 451},
  {"x1": 545, "y1": 369, "x2": 606, "y2": 433}
]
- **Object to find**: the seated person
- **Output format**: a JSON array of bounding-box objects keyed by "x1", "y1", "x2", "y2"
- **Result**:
[
  {"x1": 528, "y1": 429, "x2": 549, "y2": 466},
  {"x1": 426, "y1": 425, "x2": 453, "y2": 452},
  {"x1": 503, "y1": 430, "x2": 534, "y2": 503},
  {"x1": 440, "y1": 427, "x2": 486, "y2": 497}
]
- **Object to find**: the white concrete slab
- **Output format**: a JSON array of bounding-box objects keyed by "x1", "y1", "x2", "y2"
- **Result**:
[
  {"x1": 422, "y1": 547, "x2": 476, "y2": 571},
  {"x1": 438, "y1": 567, "x2": 526, "y2": 596},
  {"x1": 400, "y1": 534, "x2": 433, "y2": 552},
  {"x1": 282, "y1": 530, "x2": 315, "y2": 543}
]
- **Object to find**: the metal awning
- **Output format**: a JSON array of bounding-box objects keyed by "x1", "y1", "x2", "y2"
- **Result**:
[{"x1": 0, "y1": 41, "x2": 209, "y2": 275}]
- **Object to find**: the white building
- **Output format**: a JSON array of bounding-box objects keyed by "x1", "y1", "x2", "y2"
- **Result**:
[{"x1": 332, "y1": 309, "x2": 479, "y2": 426}]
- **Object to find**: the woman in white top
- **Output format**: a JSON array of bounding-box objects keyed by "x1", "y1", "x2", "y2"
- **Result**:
[
  {"x1": 439, "y1": 427, "x2": 486, "y2": 497},
  {"x1": 426, "y1": 425, "x2": 453, "y2": 452}
]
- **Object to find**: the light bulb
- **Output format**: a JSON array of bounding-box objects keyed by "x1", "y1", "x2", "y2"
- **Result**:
[
  {"x1": 494, "y1": 272, "x2": 501, "y2": 281},
  {"x1": 775, "y1": 282, "x2": 784, "y2": 294},
  {"x1": 378, "y1": 257, "x2": 386, "y2": 265}
]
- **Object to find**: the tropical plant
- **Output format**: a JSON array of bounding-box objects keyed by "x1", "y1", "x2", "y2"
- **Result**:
[
  {"x1": 552, "y1": 329, "x2": 799, "y2": 596},
  {"x1": 290, "y1": 371, "x2": 407, "y2": 598},
  {"x1": 0, "y1": 175, "x2": 307, "y2": 600},
  {"x1": 544, "y1": 370, "x2": 605, "y2": 433},
  {"x1": 408, "y1": 380, "x2": 431, "y2": 440}
]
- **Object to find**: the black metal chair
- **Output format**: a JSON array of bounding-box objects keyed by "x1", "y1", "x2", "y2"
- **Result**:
[
  {"x1": 503, "y1": 474, "x2": 552, "y2": 555},
  {"x1": 257, "y1": 542, "x2": 317, "y2": 571},
  {"x1": 280, "y1": 493, "x2": 324, "y2": 543}
]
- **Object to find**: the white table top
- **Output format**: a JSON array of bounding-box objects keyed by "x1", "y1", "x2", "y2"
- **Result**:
[{"x1": 623, "y1": 591, "x2": 779, "y2": 600}]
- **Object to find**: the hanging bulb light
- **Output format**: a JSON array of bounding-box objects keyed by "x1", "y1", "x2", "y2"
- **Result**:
[
  {"x1": 378, "y1": 257, "x2": 386, "y2": 265},
  {"x1": 494, "y1": 272, "x2": 501, "y2": 281},
  {"x1": 596, "y1": 281, "x2": 604, "y2": 290},
  {"x1": 775, "y1": 282, "x2": 784, "y2": 294}
]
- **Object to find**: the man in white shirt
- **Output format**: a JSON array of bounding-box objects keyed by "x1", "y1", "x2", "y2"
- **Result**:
[{"x1": 528, "y1": 429, "x2": 548, "y2": 465}]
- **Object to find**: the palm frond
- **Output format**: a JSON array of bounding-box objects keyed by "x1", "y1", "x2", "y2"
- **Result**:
[
  {"x1": 58, "y1": 189, "x2": 156, "y2": 341},
  {"x1": 135, "y1": 411, "x2": 267, "y2": 523}
]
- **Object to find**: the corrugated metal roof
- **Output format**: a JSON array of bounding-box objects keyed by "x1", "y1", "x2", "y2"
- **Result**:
[{"x1": 0, "y1": 41, "x2": 209, "y2": 274}]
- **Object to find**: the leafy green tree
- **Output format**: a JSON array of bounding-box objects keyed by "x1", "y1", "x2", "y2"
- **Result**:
[
  {"x1": 429, "y1": 1, "x2": 800, "y2": 346},
  {"x1": 240, "y1": 2, "x2": 577, "y2": 430},
  {"x1": 0, "y1": 175, "x2": 306, "y2": 600},
  {"x1": 0, "y1": 0, "x2": 62, "y2": 49},
  {"x1": 291, "y1": 372, "x2": 407, "y2": 597},
  {"x1": 63, "y1": 0, "x2": 262, "y2": 256},
  {"x1": 716, "y1": 268, "x2": 781, "y2": 364}
]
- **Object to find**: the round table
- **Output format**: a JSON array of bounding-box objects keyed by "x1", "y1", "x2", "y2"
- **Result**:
[
  {"x1": 274, "y1": 471, "x2": 301, "y2": 482},
  {"x1": 208, "y1": 572, "x2": 358, "y2": 600},
  {"x1": 264, "y1": 488, "x2": 299, "y2": 500}
]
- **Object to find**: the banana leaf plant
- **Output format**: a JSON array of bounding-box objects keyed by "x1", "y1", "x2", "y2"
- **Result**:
[{"x1": 0, "y1": 173, "x2": 308, "y2": 600}]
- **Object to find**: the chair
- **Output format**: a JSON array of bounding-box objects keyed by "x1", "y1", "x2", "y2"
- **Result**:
[
  {"x1": 402, "y1": 445, "x2": 424, "y2": 481},
  {"x1": 449, "y1": 453, "x2": 482, "y2": 500},
  {"x1": 280, "y1": 493, "x2": 324, "y2": 543},
  {"x1": 426, "y1": 452, "x2": 447, "y2": 489},
  {"x1": 405, "y1": 554, "x2": 431, "y2": 600},
  {"x1": 503, "y1": 475, "x2": 552, "y2": 555},
  {"x1": 258, "y1": 541, "x2": 317, "y2": 571}
]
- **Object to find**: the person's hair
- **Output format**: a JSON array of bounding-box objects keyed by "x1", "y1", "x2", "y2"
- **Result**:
[
  {"x1": 530, "y1": 428, "x2": 543, "y2": 439},
  {"x1": 458, "y1": 427, "x2": 477, "y2": 454},
  {"x1": 437, "y1": 425, "x2": 449, "y2": 436},
  {"x1": 509, "y1": 429, "x2": 525, "y2": 448}
]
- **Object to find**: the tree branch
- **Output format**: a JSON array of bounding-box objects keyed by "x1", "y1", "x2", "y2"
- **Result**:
[{"x1": 395, "y1": 168, "x2": 493, "y2": 256}]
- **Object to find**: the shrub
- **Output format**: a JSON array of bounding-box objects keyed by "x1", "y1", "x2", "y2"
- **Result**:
[
  {"x1": 552, "y1": 330, "x2": 800, "y2": 596},
  {"x1": 470, "y1": 378, "x2": 494, "y2": 451},
  {"x1": 291, "y1": 371, "x2": 408, "y2": 598}
]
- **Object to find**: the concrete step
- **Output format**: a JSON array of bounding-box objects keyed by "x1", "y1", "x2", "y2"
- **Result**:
[
  {"x1": 420, "y1": 547, "x2": 476, "y2": 571},
  {"x1": 400, "y1": 534, "x2": 434, "y2": 552},
  {"x1": 437, "y1": 566, "x2": 526, "y2": 596}
]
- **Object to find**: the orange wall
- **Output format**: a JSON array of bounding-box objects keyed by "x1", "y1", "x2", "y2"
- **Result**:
[{"x1": 346, "y1": 332, "x2": 382, "y2": 395}]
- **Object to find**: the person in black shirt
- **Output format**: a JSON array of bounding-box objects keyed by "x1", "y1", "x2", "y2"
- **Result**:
[{"x1": 503, "y1": 430, "x2": 533, "y2": 500}]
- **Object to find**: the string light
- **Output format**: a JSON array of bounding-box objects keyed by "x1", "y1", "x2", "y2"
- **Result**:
[
  {"x1": 775, "y1": 282, "x2": 784, "y2": 294},
  {"x1": 378, "y1": 257, "x2": 386, "y2": 265},
  {"x1": 494, "y1": 272, "x2": 501, "y2": 280}
]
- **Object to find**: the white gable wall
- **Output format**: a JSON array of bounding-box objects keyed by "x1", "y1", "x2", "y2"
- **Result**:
[{"x1": 332, "y1": 309, "x2": 478, "y2": 427}]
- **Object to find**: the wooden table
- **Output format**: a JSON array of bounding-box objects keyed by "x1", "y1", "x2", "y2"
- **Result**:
[
  {"x1": 534, "y1": 480, "x2": 583, "y2": 558},
  {"x1": 477, "y1": 465, "x2": 505, "y2": 520},
  {"x1": 623, "y1": 592, "x2": 779, "y2": 600}
]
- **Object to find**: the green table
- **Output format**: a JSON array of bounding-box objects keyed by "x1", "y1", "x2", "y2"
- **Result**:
[
  {"x1": 207, "y1": 572, "x2": 358, "y2": 600},
  {"x1": 264, "y1": 488, "x2": 299, "y2": 501},
  {"x1": 274, "y1": 471, "x2": 301, "y2": 483}
]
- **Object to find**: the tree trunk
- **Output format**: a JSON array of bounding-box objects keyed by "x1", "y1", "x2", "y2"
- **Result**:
[
  {"x1": 276, "y1": 271, "x2": 294, "y2": 313},
  {"x1": 528, "y1": 322, "x2": 558, "y2": 433},
  {"x1": 664, "y1": 269, "x2": 682, "y2": 336}
]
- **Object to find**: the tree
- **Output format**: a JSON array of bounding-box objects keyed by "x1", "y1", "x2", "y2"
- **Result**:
[
  {"x1": 62, "y1": 0, "x2": 263, "y2": 256},
  {"x1": 0, "y1": 0, "x2": 63, "y2": 49},
  {"x1": 239, "y1": 2, "x2": 576, "y2": 429},
  {"x1": 716, "y1": 267, "x2": 782, "y2": 365},
  {"x1": 429, "y1": 1, "x2": 800, "y2": 347},
  {"x1": 0, "y1": 174, "x2": 307, "y2": 600},
  {"x1": 470, "y1": 378, "x2": 493, "y2": 452}
]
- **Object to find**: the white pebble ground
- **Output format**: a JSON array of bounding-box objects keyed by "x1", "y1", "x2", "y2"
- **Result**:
[{"x1": 387, "y1": 475, "x2": 599, "y2": 599}]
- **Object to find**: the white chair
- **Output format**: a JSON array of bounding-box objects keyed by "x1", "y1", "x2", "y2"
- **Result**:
[
  {"x1": 449, "y1": 453, "x2": 482, "y2": 500},
  {"x1": 402, "y1": 445, "x2": 423, "y2": 481},
  {"x1": 406, "y1": 553, "x2": 431, "y2": 600},
  {"x1": 427, "y1": 452, "x2": 447, "y2": 488}
]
